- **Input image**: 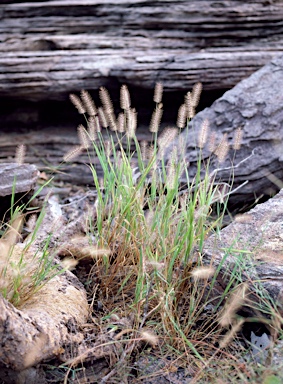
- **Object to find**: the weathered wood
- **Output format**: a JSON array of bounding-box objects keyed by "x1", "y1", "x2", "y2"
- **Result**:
[
  {"x1": 0, "y1": 127, "x2": 149, "y2": 185},
  {"x1": 1, "y1": 1, "x2": 283, "y2": 101}
]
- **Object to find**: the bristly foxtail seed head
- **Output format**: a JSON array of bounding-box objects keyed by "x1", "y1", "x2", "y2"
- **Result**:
[
  {"x1": 69, "y1": 94, "x2": 86, "y2": 114},
  {"x1": 140, "y1": 140, "x2": 148, "y2": 161},
  {"x1": 107, "y1": 111, "x2": 118, "y2": 131},
  {"x1": 98, "y1": 107, "x2": 108, "y2": 129},
  {"x1": 153, "y1": 82, "x2": 163, "y2": 104},
  {"x1": 94, "y1": 114, "x2": 101, "y2": 132},
  {"x1": 63, "y1": 146, "x2": 84, "y2": 162},
  {"x1": 218, "y1": 283, "x2": 248, "y2": 328},
  {"x1": 185, "y1": 92, "x2": 195, "y2": 119},
  {"x1": 26, "y1": 214, "x2": 37, "y2": 233},
  {"x1": 120, "y1": 84, "x2": 131, "y2": 110},
  {"x1": 99, "y1": 86, "x2": 114, "y2": 114},
  {"x1": 149, "y1": 103, "x2": 163, "y2": 133},
  {"x1": 126, "y1": 108, "x2": 137, "y2": 138},
  {"x1": 77, "y1": 124, "x2": 90, "y2": 149},
  {"x1": 61, "y1": 257, "x2": 78, "y2": 271},
  {"x1": 214, "y1": 133, "x2": 229, "y2": 163},
  {"x1": 233, "y1": 127, "x2": 243, "y2": 150},
  {"x1": 87, "y1": 117, "x2": 97, "y2": 141},
  {"x1": 117, "y1": 112, "x2": 126, "y2": 133},
  {"x1": 198, "y1": 118, "x2": 209, "y2": 149},
  {"x1": 80, "y1": 90, "x2": 97, "y2": 116},
  {"x1": 140, "y1": 329, "x2": 159, "y2": 348},
  {"x1": 191, "y1": 82, "x2": 203, "y2": 108},
  {"x1": 157, "y1": 127, "x2": 178, "y2": 159},
  {"x1": 15, "y1": 144, "x2": 26, "y2": 165},
  {"x1": 147, "y1": 144, "x2": 155, "y2": 161},
  {"x1": 104, "y1": 140, "x2": 112, "y2": 158},
  {"x1": 176, "y1": 103, "x2": 187, "y2": 129},
  {"x1": 166, "y1": 146, "x2": 178, "y2": 190},
  {"x1": 208, "y1": 130, "x2": 216, "y2": 153},
  {"x1": 219, "y1": 319, "x2": 245, "y2": 349},
  {"x1": 191, "y1": 266, "x2": 215, "y2": 280}
]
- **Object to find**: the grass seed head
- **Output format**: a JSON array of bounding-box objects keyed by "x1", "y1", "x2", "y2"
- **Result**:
[
  {"x1": 219, "y1": 319, "x2": 245, "y2": 349},
  {"x1": 120, "y1": 84, "x2": 131, "y2": 110},
  {"x1": 98, "y1": 107, "x2": 108, "y2": 129},
  {"x1": 87, "y1": 116, "x2": 97, "y2": 141},
  {"x1": 191, "y1": 266, "x2": 215, "y2": 280},
  {"x1": 69, "y1": 94, "x2": 86, "y2": 114},
  {"x1": 80, "y1": 89, "x2": 97, "y2": 116},
  {"x1": 126, "y1": 108, "x2": 137, "y2": 138},
  {"x1": 99, "y1": 86, "x2": 114, "y2": 114},
  {"x1": 208, "y1": 130, "x2": 216, "y2": 153},
  {"x1": 176, "y1": 103, "x2": 187, "y2": 129},
  {"x1": 117, "y1": 112, "x2": 126, "y2": 133},
  {"x1": 63, "y1": 145, "x2": 84, "y2": 162},
  {"x1": 77, "y1": 124, "x2": 90, "y2": 149},
  {"x1": 185, "y1": 92, "x2": 195, "y2": 119},
  {"x1": 61, "y1": 257, "x2": 78, "y2": 271},
  {"x1": 198, "y1": 119, "x2": 209, "y2": 149},
  {"x1": 219, "y1": 283, "x2": 248, "y2": 327},
  {"x1": 153, "y1": 82, "x2": 163, "y2": 104},
  {"x1": 107, "y1": 111, "x2": 118, "y2": 131},
  {"x1": 214, "y1": 133, "x2": 229, "y2": 163},
  {"x1": 15, "y1": 144, "x2": 26, "y2": 165},
  {"x1": 233, "y1": 127, "x2": 243, "y2": 150},
  {"x1": 150, "y1": 103, "x2": 163, "y2": 133},
  {"x1": 140, "y1": 329, "x2": 159, "y2": 348},
  {"x1": 166, "y1": 146, "x2": 178, "y2": 190},
  {"x1": 157, "y1": 127, "x2": 178, "y2": 158},
  {"x1": 140, "y1": 140, "x2": 148, "y2": 161},
  {"x1": 191, "y1": 82, "x2": 203, "y2": 108},
  {"x1": 26, "y1": 214, "x2": 37, "y2": 233}
]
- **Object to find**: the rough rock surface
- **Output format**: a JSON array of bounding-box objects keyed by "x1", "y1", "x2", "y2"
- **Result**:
[
  {"x1": 172, "y1": 54, "x2": 283, "y2": 207},
  {"x1": 0, "y1": 163, "x2": 39, "y2": 197},
  {"x1": 204, "y1": 188, "x2": 283, "y2": 310}
]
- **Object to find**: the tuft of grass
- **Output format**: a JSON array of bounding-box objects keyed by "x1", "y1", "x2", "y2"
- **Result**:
[
  {"x1": 65, "y1": 83, "x2": 249, "y2": 378},
  {"x1": 0, "y1": 176, "x2": 63, "y2": 307}
]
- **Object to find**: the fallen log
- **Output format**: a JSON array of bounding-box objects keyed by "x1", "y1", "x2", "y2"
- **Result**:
[{"x1": 1, "y1": 0, "x2": 283, "y2": 101}]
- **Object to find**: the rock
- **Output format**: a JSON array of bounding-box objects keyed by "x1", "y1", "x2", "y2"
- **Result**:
[
  {"x1": 1, "y1": 1, "x2": 283, "y2": 101},
  {"x1": 204, "y1": 188, "x2": 283, "y2": 312},
  {"x1": 0, "y1": 163, "x2": 39, "y2": 197},
  {"x1": 171, "y1": 54, "x2": 283, "y2": 208}
]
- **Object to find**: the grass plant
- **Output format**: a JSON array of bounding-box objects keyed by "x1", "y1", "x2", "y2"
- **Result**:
[
  {"x1": 0, "y1": 178, "x2": 63, "y2": 307},
  {"x1": 65, "y1": 83, "x2": 277, "y2": 382},
  {"x1": 1, "y1": 82, "x2": 283, "y2": 383}
]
